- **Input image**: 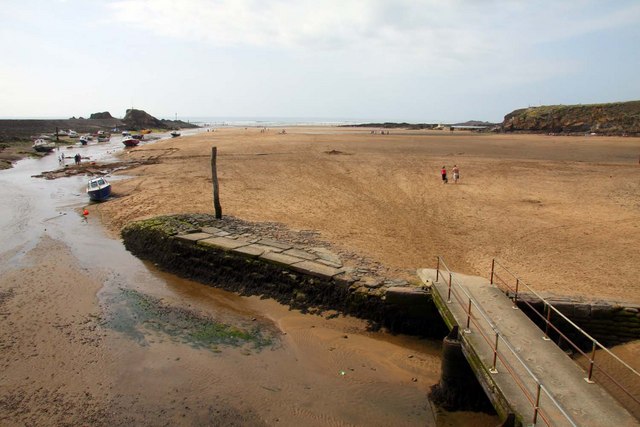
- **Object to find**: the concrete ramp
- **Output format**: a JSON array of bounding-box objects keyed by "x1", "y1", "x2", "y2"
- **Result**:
[{"x1": 418, "y1": 268, "x2": 638, "y2": 427}]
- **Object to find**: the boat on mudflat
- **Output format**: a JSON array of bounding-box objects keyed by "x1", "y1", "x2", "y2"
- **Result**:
[
  {"x1": 33, "y1": 138, "x2": 56, "y2": 153},
  {"x1": 170, "y1": 131, "x2": 180, "y2": 137},
  {"x1": 86, "y1": 177, "x2": 111, "y2": 202},
  {"x1": 122, "y1": 138, "x2": 140, "y2": 147}
]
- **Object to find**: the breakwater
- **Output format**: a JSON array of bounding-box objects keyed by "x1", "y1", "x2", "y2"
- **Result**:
[
  {"x1": 121, "y1": 214, "x2": 640, "y2": 348},
  {"x1": 121, "y1": 214, "x2": 447, "y2": 336}
]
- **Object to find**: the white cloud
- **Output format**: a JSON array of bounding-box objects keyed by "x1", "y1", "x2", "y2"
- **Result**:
[
  {"x1": 3, "y1": 0, "x2": 638, "y2": 118},
  {"x1": 107, "y1": 0, "x2": 640, "y2": 54},
  {"x1": 103, "y1": 0, "x2": 640, "y2": 95}
]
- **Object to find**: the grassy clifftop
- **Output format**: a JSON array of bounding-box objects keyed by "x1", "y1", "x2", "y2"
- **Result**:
[{"x1": 502, "y1": 100, "x2": 640, "y2": 135}]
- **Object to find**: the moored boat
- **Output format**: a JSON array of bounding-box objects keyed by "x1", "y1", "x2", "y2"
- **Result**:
[
  {"x1": 33, "y1": 138, "x2": 56, "y2": 153},
  {"x1": 122, "y1": 138, "x2": 140, "y2": 147},
  {"x1": 86, "y1": 177, "x2": 111, "y2": 202},
  {"x1": 79, "y1": 136, "x2": 89, "y2": 145},
  {"x1": 170, "y1": 131, "x2": 180, "y2": 137}
]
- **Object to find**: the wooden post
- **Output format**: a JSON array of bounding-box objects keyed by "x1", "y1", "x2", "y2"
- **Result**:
[
  {"x1": 211, "y1": 147, "x2": 222, "y2": 219},
  {"x1": 55, "y1": 127, "x2": 59, "y2": 141},
  {"x1": 490, "y1": 259, "x2": 495, "y2": 284}
]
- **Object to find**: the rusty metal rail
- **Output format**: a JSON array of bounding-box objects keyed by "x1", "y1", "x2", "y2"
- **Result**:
[
  {"x1": 436, "y1": 257, "x2": 577, "y2": 426},
  {"x1": 490, "y1": 258, "x2": 640, "y2": 412}
]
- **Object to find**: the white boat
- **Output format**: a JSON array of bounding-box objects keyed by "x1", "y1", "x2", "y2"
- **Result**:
[
  {"x1": 68, "y1": 130, "x2": 78, "y2": 138},
  {"x1": 33, "y1": 139, "x2": 56, "y2": 153},
  {"x1": 86, "y1": 177, "x2": 111, "y2": 202}
]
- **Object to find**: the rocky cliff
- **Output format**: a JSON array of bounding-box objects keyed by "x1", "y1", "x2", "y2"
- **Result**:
[{"x1": 502, "y1": 101, "x2": 640, "y2": 135}]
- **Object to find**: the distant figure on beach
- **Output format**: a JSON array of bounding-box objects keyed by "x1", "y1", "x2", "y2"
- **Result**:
[
  {"x1": 441, "y1": 166, "x2": 448, "y2": 183},
  {"x1": 452, "y1": 165, "x2": 460, "y2": 183},
  {"x1": 74, "y1": 153, "x2": 81, "y2": 165}
]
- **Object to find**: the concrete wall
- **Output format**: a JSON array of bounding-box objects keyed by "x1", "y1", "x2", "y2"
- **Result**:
[
  {"x1": 517, "y1": 294, "x2": 640, "y2": 349},
  {"x1": 121, "y1": 218, "x2": 448, "y2": 337}
]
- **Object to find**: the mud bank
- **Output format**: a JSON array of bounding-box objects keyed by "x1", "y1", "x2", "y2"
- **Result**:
[{"x1": 122, "y1": 214, "x2": 448, "y2": 337}]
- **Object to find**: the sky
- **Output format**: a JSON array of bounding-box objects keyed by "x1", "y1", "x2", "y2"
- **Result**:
[{"x1": 1, "y1": 0, "x2": 639, "y2": 123}]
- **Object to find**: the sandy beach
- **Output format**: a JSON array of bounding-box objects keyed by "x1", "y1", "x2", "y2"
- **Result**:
[
  {"x1": 2, "y1": 126, "x2": 640, "y2": 426},
  {"x1": 99, "y1": 127, "x2": 640, "y2": 304}
]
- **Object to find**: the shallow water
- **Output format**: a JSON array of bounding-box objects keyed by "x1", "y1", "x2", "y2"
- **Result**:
[{"x1": 0, "y1": 132, "x2": 499, "y2": 426}]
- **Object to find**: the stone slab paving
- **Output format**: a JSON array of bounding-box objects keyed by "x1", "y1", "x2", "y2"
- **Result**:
[
  {"x1": 233, "y1": 245, "x2": 265, "y2": 257},
  {"x1": 315, "y1": 258, "x2": 343, "y2": 268},
  {"x1": 256, "y1": 238, "x2": 292, "y2": 251},
  {"x1": 175, "y1": 232, "x2": 212, "y2": 243},
  {"x1": 283, "y1": 248, "x2": 318, "y2": 261},
  {"x1": 174, "y1": 226, "x2": 422, "y2": 302},
  {"x1": 248, "y1": 243, "x2": 284, "y2": 254},
  {"x1": 418, "y1": 268, "x2": 639, "y2": 427},
  {"x1": 259, "y1": 251, "x2": 304, "y2": 266},
  {"x1": 201, "y1": 226, "x2": 223, "y2": 234},
  {"x1": 178, "y1": 229, "x2": 347, "y2": 279},
  {"x1": 199, "y1": 236, "x2": 249, "y2": 250},
  {"x1": 290, "y1": 260, "x2": 342, "y2": 279},
  {"x1": 309, "y1": 247, "x2": 342, "y2": 264}
]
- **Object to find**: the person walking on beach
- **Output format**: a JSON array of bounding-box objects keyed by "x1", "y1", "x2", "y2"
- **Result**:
[
  {"x1": 441, "y1": 166, "x2": 448, "y2": 183},
  {"x1": 452, "y1": 165, "x2": 460, "y2": 183},
  {"x1": 74, "y1": 153, "x2": 81, "y2": 165}
]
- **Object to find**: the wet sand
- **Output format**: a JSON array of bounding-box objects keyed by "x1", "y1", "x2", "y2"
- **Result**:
[{"x1": 0, "y1": 234, "x2": 499, "y2": 426}]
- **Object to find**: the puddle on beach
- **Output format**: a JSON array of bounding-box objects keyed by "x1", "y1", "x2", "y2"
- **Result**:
[{"x1": 103, "y1": 287, "x2": 277, "y2": 353}]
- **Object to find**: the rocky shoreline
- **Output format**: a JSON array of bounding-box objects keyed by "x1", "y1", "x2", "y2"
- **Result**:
[
  {"x1": 502, "y1": 100, "x2": 640, "y2": 136},
  {"x1": 0, "y1": 109, "x2": 199, "y2": 169}
]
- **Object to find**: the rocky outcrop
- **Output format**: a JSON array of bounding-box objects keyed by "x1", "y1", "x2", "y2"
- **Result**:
[
  {"x1": 89, "y1": 111, "x2": 113, "y2": 119},
  {"x1": 502, "y1": 101, "x2": 640, "y2": 135},
  {"x1": 122, "y1": 109, "x2": 166, "y2": 130},
  {"x1": 0, "y1": 118, "x2": 123, "y2": 142},
  {"x1": 121, "y1": 109, "x2": 199, "y2": 130}
]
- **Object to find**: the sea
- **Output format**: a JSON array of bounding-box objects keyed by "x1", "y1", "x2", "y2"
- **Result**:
[
  {"x1": 0, "y1": 115, "x2": 406, "y2": 128},
  {"x1": 165, "y1": 116, "x2": 370, "y2": 128}
]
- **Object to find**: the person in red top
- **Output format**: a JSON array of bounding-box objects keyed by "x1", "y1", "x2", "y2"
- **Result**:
[{"x1": 441, "y1": 166, "x2": 448, "y2": 183}]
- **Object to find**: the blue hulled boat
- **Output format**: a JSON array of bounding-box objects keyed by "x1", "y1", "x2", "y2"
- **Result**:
[{"x1": 86, "y1": 177, "x2": 111, "y2": 202}]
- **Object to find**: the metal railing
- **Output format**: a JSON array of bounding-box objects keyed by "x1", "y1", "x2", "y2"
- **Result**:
[
  {"x1": 490, "y1": 258, "x2": 640, "y2": 413},
  {"x1": 435, "y1": 257, "x2": 577, "y2": 426}
]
